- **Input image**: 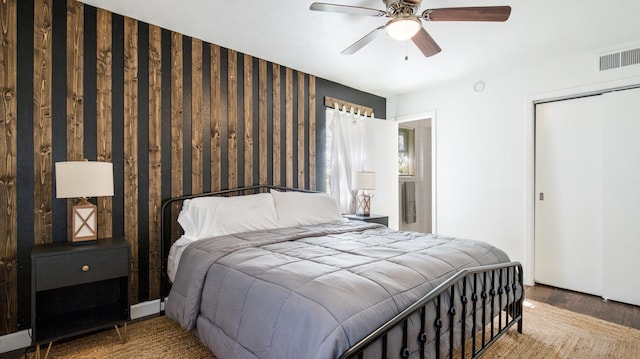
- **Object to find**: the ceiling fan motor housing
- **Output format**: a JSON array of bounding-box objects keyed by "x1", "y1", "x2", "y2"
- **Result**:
[{"x1": 384, "y1": 0, "x2": 421, "y2": 16}]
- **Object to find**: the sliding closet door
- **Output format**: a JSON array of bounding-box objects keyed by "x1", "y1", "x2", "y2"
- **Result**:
[
  {"x1": 602, "y1": 88, "x2": 640, "y2": 305},
  {"x1": 534, "y1": 96, "x2": 604, "y2": 296}
]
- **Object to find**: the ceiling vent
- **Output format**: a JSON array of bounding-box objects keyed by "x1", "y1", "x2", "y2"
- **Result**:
[{"x1": 599, "y1": 47, "x2": 640, "y2": 71}]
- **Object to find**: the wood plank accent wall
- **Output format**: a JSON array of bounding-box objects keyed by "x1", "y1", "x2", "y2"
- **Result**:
[
  {"x1": 191, "y1": 39, "x2": 203, "y2": 195},
  {"x1": 272, "y1": 64, "x2": 281, "y2": 186},
  {"x1": 33, "y1": 0, "x2": 52, "y2": 246},
  {"x1": 210, "y1": 45, "x2": 221, "y2": 192},
  {"x1": 147, "y1": 24, "x2": 162, "y2": 301},
  {"x1": 0, "y1": 0, "x2": 18, "y2": 335},
  {"x1": 96, "y1": 9, "x2": 113, "y2": 238},
  {"x1": 66, "y1": 0, "x2": 83, "y2": 162},
  {"x1": 123, "y1": 16, "x2": 139, "y2": 304},
  {"x1": 2, "y1": 0, "x2": 384, "y2": 334}
]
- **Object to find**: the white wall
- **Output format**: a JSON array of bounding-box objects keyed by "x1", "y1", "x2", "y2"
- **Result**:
[
  {"x1": 392, "y1": 41, "x2": 640, "y2": 284},
  {"x1": 365, "y1": 118, "x2": 400, "y2": 229}
]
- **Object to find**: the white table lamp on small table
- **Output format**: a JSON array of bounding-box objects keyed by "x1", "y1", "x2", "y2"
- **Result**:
[
  {"x1": 352, "y1": 171, "x2": 376, "y2": 216},
  {"x1": 55, "y1": 161, "x2": 114, "y2": 244}
]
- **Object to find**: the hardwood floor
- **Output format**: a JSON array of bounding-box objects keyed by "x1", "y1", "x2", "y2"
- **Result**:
[{"x1": 526, "y1": 283, "x2": 640, "y2": 331}]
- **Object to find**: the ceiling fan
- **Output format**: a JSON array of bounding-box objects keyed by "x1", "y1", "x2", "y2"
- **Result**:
[{"x1": 310, "y1": 0, "x2": 511, "y2": 57}]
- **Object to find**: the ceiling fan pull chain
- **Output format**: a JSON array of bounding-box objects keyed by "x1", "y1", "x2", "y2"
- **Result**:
[{"x1": 405, "y1": 40, "x2": 409, "y2": 61}]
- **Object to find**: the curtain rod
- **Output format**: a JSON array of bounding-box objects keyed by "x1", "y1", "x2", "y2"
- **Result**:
[{"x1": 324, "y1": 96, "x2": 374, "y2": 118}]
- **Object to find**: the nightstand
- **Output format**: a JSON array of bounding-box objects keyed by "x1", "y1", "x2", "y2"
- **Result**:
[
  {"x1": 31, "y1": 237, "x2": 130, "y2": 357},
  {"x1": 343, "y1": 214, "x2": 389, "y2": 226}
]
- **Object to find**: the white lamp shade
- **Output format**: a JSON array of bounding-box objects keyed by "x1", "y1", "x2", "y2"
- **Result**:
[
  {"x1": 385, "y1": 16, "x2": 421, "y2": 41},
  {"x1": 352, "y1": 171, "x2": 376, "y2": 190},
  {"x1": 55, "y1": 161, "x2": 114, "y2": 198}
]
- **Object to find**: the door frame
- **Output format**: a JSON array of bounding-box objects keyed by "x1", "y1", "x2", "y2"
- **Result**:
[
  {"x1": 395, "y1": 110, "x2": 437, "y2": 234},
  {"x1": 524, "y1": 78, "x2": 640, "y2": 286}
]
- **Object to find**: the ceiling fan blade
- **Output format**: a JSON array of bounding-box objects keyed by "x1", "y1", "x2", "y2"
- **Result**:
[
  {"x1": 341, "y1": 26, "x2": 385, "y2": 55},
  {"x1": 422, "y1": 6, "x2": 511, "y2": 22},
  {"x1": 310, "y1": 2, "x2": 386, "y2": 17},
  {"x1": 411, "y1": 27, "x2": 441, "y2": 57}
]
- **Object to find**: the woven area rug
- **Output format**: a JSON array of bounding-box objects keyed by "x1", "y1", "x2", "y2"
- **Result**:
[{"x1": 32, "y1": 300, "x2": 640, "y2": 358}]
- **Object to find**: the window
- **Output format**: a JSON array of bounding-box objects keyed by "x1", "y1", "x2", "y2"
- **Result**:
[{"x1": 398, "y1": 127, "x2": 415, "y2": 176}]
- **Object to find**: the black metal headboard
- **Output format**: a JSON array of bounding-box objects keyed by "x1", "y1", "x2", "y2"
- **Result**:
[{"x1": 159, "y1": 184, "x2": 316, "y2": 302}]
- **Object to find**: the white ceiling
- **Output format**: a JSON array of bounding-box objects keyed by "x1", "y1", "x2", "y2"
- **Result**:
[{"x1": 79, "y1": 0, "x2": 640, "y2": 97}]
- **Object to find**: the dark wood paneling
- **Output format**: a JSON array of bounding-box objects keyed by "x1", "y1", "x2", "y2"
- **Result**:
[
  {"x1": 227, "y1": 49, "x2": 237, "y2": 189},
  {"x1": 136, "y1": 21, "x2": 150, "y2": 302},
  {"x1": 123, "y1": 16, "x2": 139, "y2": 304},
  {"x1": 272, "y1": 63, "x2": 281, "y2": 186},
  {"x1": 33, "y1": 0, "x2": 53, "y2": 245},
  {"x1": 51, "y1": 0, "x2": 67, "y2": 244},
  {"x1": 243, "y1": 53, "x2": 253, "y2": 187},
  {"x1": 82, "y1": 5, "x2": 96, "y2": 162},
  {"x1": 309, "y1": 75, "x2": 316, "y2": 190},
  {"x1": 110, "y1": 12, "x2": 124, "y2": 240},
  {"x1": 170, "y1": 32, "x2": 183, "y2": 243},
  {"x1": 191, "y1": 39, "x2": 203, "y2": 195},
  {"x1": 15, "y1": 0, "x2": 35, "y2": 332},
  {"x1": 0, "y1": 0, "x2": 18, "y2": 336},
  {"x1": 147, "y1": 24, "x2": 162, "y2": 300},
  {"x1": 258, "y1": 59, "x2": 267, "y2": 185},
  {"x1": 96, "y1": 8, "x2": 112, "y2": 238},
  {"x1": 285, "y1": 67, "x2": 293, "y2": 187},
  {"x1": 66, "y1": 0, "x2": 83, "y2": 161},
  {"x1": 210, "y1": 44, "x2": 221, "y2": 192},
  {"x1": 5, "y1": 0, "x2": 385, "y2": 335},
  {"x1": 181, "y1": 37, "x2": 191, "y2": 197},
  {"x1": 297, "y1": 72, "x2": 305, "y2": 189},
  {"x1": 65, "y1": 0, "x2": 83, "y2": 242}
]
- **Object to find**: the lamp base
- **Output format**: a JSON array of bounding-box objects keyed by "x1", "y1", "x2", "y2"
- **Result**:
[
  {"x1": 355, "y1": 193, "x2": 371, "y2": 217},
  {"x1": 72, "y1": 199, "x2": 98, "y2": 243},
  {"x1": 72, "y1": 239, "x2": 98, "y2": 246}
]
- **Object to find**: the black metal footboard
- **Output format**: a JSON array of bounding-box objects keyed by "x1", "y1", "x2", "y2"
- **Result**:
[{"x1": 339, "y1": 262, "x2": 524, "y2": 359}]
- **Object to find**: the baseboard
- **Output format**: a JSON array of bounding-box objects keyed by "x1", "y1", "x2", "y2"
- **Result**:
[
  {"x1": 0, "y1": 329, "x2": 30, "y2": 354},
  {"x1": 130, "y1": 299, "x2": 164, "y2": 320},
  {"x1": 0, "y1": 299, "x2": 166, "y2": 354}
]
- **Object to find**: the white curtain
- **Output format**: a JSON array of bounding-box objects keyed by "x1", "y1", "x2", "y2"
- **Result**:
[{"x1": 327, "y1": 106, "x2": 368, "y2": 214}]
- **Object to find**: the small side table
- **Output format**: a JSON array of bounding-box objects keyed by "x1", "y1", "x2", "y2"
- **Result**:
[
  {"x1": 31, "y1": 237, "x2": 130, "y2": 358},
  {"x1": 343, "y1": 214, "x2": 389, "y2": 226}
]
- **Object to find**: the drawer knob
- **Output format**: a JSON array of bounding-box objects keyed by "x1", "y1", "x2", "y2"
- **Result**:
[{"x1": 82, "y1": 265, "x2": 90, "y2": 272}]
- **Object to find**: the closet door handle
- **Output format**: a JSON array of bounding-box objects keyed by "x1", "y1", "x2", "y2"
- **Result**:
[{"x1": 539, "y1": 193, "x2": 544, "y2": 201}]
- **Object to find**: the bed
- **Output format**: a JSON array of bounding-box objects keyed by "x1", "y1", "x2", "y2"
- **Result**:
[{"x1": 160, "y1": 185, "x2": 523, "y2": 359}]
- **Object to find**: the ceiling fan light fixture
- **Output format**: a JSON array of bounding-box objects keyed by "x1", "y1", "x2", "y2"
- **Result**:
[{"x1": 385, "y1": 16, "x2": 421, "y2": 41}]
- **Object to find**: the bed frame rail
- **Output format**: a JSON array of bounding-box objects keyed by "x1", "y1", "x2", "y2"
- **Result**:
[{"x1": 339, "y1": 261, "x2": 524, "y2": 359}]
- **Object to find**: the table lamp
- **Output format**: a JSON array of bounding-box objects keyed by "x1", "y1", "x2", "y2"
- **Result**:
[
  {"x1": 55, "y1": 161, "x2": 114, "y2": 243},
  {"x1": 352, "y1": 171, "x2": 376, "y2": 216}
]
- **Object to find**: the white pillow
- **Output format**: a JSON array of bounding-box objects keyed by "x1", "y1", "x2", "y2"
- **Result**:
[
  {"x1": 270, "y1": 189, "x2": 344, "y2": 227},
  {"x1": 177, "y1": 193, "x2": 281, "y2": 240}
]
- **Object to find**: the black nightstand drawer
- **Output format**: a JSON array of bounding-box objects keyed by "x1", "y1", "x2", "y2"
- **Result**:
[
  {"x1": 35, "y1": 247, "x2": 128, "y2": 291},
  {"x1": 32, "y1": 237, "x2": 130, "y2": 345}
]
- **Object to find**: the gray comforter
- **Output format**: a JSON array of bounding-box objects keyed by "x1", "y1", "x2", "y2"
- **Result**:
[{"x1": 166, "y1": 221, "x2": 512, "y2": 359}]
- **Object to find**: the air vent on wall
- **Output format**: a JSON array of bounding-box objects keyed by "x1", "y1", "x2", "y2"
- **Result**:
[{"x1": 599, "y1": 47, "x2": 640, "y2": 71}]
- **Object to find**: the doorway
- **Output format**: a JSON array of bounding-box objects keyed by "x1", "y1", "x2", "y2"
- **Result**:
[{"x1": 397, "y1": 117, "x2": 434, "y2": 233}]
